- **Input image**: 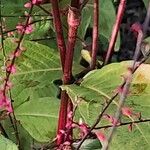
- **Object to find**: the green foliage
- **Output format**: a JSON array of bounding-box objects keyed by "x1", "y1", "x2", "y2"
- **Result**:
[
  {"x1": 0, "y1": 1, "x2": 150, "y2": 149},
  {"x1": 1, "y1": 0, "x2": 26, "y2": 29},
  {"x1": 15, "y1": 97, "x2": 59, "y2": 142},
  {"x1": 143, "y1": 0, "x2": 149, "y2": 8},
  {"x1": 1, "y1": 39, "x2": 61, "y2": 105},
  {"x1": 142, "y1": 37, "x2": 150, "y2": 63},
  {"x1": 78, "y1": 7, "x2": 92, "y2": 39},
  {"x1": 0, "y1": 135, "x2": 18, "y2": 150},
  {"x1": 2, "y1": 120, "x2": 33, "y2": 150},
  {"x1": 0, "y1": 39, "x2": 61, "y2": 143},
  {"x1": 73, "y1": 139, "x2": 102, "y2": 150},
  {"x1": 62, "y1": 61, "x2": 150, "y2": 149}
]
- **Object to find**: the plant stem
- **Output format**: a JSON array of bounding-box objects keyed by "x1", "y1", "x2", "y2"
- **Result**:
[
  {"x1": 9, "y1": 91, "x2": 21, "y2": 147},
  {"x1": 63, "y1": 5, "x2": 81, "y2": 142},
  {"x1": 1, "y1": 4, "x2": 33, "y2": 149},
  {"x1": 90, "y1": 0, "x2": 99, "y2": 70},
  {"x1": 104, "y1": 0, "x2": 126, "y2": 65},
  {"x1": 0, "y1": 123, "x2": 8, "y2": 138},
  {"x1": 94, "y1": 118, "x2": 150, "y2": 130},
  {"x1": 50, "y1": 0, "x2": 66, "y2": 70},
  {"x1": 50, "y1": 0, "x2": 68, "y2": 146},
  {"x1": 103, "y1": 35, "x2": 143, "y2": 150}
]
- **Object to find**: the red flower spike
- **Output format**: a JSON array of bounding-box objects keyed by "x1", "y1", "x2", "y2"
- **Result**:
[
  {"x1": 59, "y1": 130, "x2": 65, "y2": 134},
  {"x1": 32, "y1": 0, "x2": 43, "y2": 5},
  {"x1": 122, "y1": 107, "x2": 133, "y2": 118},
  {"x1": 14, "y1": 50, "x2": 22, "y2": 57},
  {"x1": 5, "y1": 100, "x2": 13, "y2": 113},
  {"x1": 115, "y1": 85, "x2": 123, "y2": 94},
  {"x1": 67, "y1": 111, "x2": 73, "y2": 119},
  {"x1": 7, "y1": 65, "x2": 16, "y2": 74},
  {"x1": 0, "y1": 92, "x2": 5, "y2": 106},
  {"x1": 0, "y1": 95, "x2": 13, "y2": 113},
  {"x1": 16, "y1": 24, "x2": 33, "y2": 34},
  {"x1": 16, "y1": 24, "x2": 24, "y2": 34},
  {"x1": 6, "y1": 81, "x2": 13, "y2": 90},
  {"x1": 103, "y1": 114, "x2": 120, "y2": 126},
  {"x1": 7, "y1": 31, "x2": 14, "y2": 37},
  {"x1": 71, "y1": 123, "x2": 77, "y2": 128},
  {"x1": 24, "y1": 2, "x2": 32, "y2": 8},
  {"x1": 63, "y1": 141, "x2": 70, "y2": 146},
  {"x1": 65, "y1": 121, "x2": 72, "y2": 129},
  {"x1": 95, "y1": 131, "x2": 107, "y2": 142},
  {"x1": 25, "y1": 25, "x2": 33, "y2": 34},
  {"x1": 79, "y1": 123, "x2": 89, "y2": 136}
]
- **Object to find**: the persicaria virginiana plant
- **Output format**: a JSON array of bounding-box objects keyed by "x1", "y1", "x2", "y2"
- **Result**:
[{"x1": 0, "y1": 0, "x2": 150, "y2": 149}]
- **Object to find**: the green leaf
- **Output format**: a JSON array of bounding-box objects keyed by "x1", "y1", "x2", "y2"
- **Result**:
[
  {"x1": 110, "y1": 123, "x2": 150, "y2": 150},
  {"x1": 142, "y1": 37, "x2": 150, "y2": 63},
  {"x1": 77, "y1": 0, "x2": 120, "y2": 56},
  {"x1": 1, "y1": 0, "x2": 26, "y2": 29},
  {"x1": 2, "y1": 119, "x2": 33, "y2": 150},
  {"x1": 0, "y1": 39, "x2": 61, "y2": 142},
  {"x1": 143, "y1": 0, "x2": 149, "y2": 8},
  {"x1": 78, "y1": 6, "x2": 92, "y2": 38},
  {"x1": 15, "y1": 97, "x2": 60, "y2": 142},
  {"x1": 62, "y1": 61, "x2": 150, "y2": 149},
  {"x1": 73, "y1": 139, "x2": 102, "y2": 150},
  {"x1": 0, "y1": 39, "x2": 61, "y2": 143},
  {"x1": 89, "y1": 0, "x2": 120, "y2": 50},
  {"x1": 0, "y1": 135, "x2": 18, "y2": 150},
  {"x1": 0, "y1": 39, "x2": 62, "y2": 107}
]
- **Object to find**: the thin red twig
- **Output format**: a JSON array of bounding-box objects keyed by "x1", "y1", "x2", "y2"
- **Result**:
[
  {"x1": 90, "y1": 0, "x2": 99, "y2": 70},
  {"x1": 94, "y1": 118, "x2": 150, "y2": 130},
  {"x1": 104, "y1": 0, "x2": 126, "y2": 65}
]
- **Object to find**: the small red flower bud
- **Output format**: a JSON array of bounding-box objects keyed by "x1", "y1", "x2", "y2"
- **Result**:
[
  {"x1": 7, "y1": 65, "x2": 16, "y2": 74},
  {"x1": 24, "y1": 2, "x2": 32, "y2": 8},
  {"x1": 95, "y1": 131, "x2": 107, "y2": 142},
  {"x1": 122, "y1": 107, "x2": 133, "y2": 117}
]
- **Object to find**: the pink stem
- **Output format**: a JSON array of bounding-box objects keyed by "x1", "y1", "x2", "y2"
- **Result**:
[{"x1": 104, "y1": 0, "x2": 126, "y2": 65}]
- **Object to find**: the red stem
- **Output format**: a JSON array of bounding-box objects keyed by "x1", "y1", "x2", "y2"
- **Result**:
[
  {"x1": 63, "y1": 6, "x2": 81, "y2": 142},
  {"x1": 51, "y1": 0, "x2": 66, "y2": 70},
  {"x1": 104, "y1": 0, "x2": 126, "y2": 65},
  {"x1": 51, "y1": 1, "x2": 81, "y2": 145},
  {"x1": 90, "y1": 0, "x2": 99, "y2": 70},
  {"x1": 50, "y1": 0, "x2": 68, "y2": 146},
  {"x1": 57, "y1": 91, "x2": 68, "y2": 145}
]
